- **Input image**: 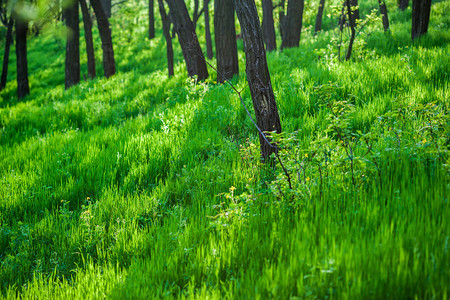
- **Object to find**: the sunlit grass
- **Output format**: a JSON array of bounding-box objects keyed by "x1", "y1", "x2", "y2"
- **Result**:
[{"x1": 0, "y1": 0, "x2": 449, "y2": 298}]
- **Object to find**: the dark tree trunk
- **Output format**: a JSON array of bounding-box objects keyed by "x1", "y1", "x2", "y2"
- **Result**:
[
  {"x1": 214, "y1": 0, "x2": 238, "y2": 82},
  {"x1": 280, "y1": 0, "x2": 304, "y2": 50},
  {"x1": 166, "y1": 0, "x2": 208, "y2": 80},
  {"x1": 411, "y1": 0, "x2": 431, "y2": 40},
  {"x1": 232, "y1": 0, "x2": 282, "y2": 162},
  {"x1": 100, "y1": 0, "x2": 111, "y2": 18},
  {"x1": 80, "y1": 0, "x2": 96, "y2": 79},
  {"x1": 91, "y1": 0, "x2": 116, "y2": 78},
  {"x1": 278, "y1": 0, "x2": 286, "y2": 40},
  {"x1": 314, "y1": 0, "x2": 325, "y2": 34},
  {"x1": 262, "y1": 0, "x2": 276, "y2": 51},
  {"x1": 193, "y1": 0, "x2": 200, "y2": 28},
  {"x1": 345, "y1": 0, "x2": 356, "y2": 61},
  {"x1": 398, "y1": 0, "x2": 408, "y2": 11},
  {"x1": 158, "y1": 0, "x2": 174, "y2": 76},
  {"x1": 149, "y1": 0, "x2": 155, "y2": 39},
  {"x1": 15, "y1": 12, "x2": 29, "y2": 99},
  {"x1": 378, "y1": 0, "x2": 390, "y2": 31},
  {"x1": 204, "y1": 0, "x2": 213, "y2": 59},
  {"x1": 1, "y1": 18, "x2": 13, "y2": 90},
  {"x1": 337, "y1": 2, "x2": 346, "y2": 61},
  {"x1": 64, "y1": 0, "x2": 80, "y2": 89},
  {"x1": 349, "y1": 0, "x2": 360, "y2": 22}
]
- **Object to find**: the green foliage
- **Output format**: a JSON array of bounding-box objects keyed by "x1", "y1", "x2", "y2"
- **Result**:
[{"x1": 0, "y1": 0, "x2": 449, "y2": 298}]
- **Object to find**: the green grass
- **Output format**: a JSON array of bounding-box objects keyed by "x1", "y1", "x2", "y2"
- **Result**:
[{"x1": 0, "y1": 0, "x2": 449, "y2": 298}]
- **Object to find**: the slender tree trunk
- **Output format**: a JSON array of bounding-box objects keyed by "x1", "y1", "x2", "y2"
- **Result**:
[
  {"x1": 314, "y1": 0, "x2": 325, "y2": 34},
  {"x1": 262, "y1": 0, "x2": 276, "y2": 51},
  {"x1": 158, "y1": 0, "x2": 174, "y2": 76},
  {"x1": 204, "y1": 0, "x2": 213, "y2": 59},
  {"x1": 193, "y1": 0, "x2": 200, "y2": 28},
  {"x1": 214, "y1": 0, "x2": 238, "y2": 82},
  {"x1": 411, "y1": 0, "x2": 431, "y2": 40},
  {"x1": 349, "y1": 0, "x2": 359, "y2": 22},
  {"x1": 64, "y1": 0, "x2": 80, "y2": 89},
  {"x1": 166, "y1": 0, "x2": 208, "y2": 80},
  {"x1": 91, "y1": 0, "x2": 116, "y2": 78},
  {"x1": 1, "y1": 18, "x2": 13, "y2": 90},
  {"x1": 398, "y1": 0, "x2": 408, "y2": 11},
  {"x1": 378, "y1": 0, "x2": 390, "y2": 31},
  {"x1": 80, "y1": 0, "x2": 96, "y2": 79},
  {"x1": 232, "y1": 0, "x2": 282, "y2": 162},
  {"x1": 280, "y1": 0, "x2": 304, "y2": 50},
  {"x1": 337, "y1": 3, "x2": 346, "y2": 61},
  {"x1": 278, "y1": 0, "x2": 286, "y2": 40},
  {"x1": 149, "y1": 0, "x2": 155, "y2": 39},
  {"x1": 15, "y1": 12, "x2": 29, "y2": 99},
  {"x1": 345, "y1": 0, "x2": 356, "y2": 61},
  {"x1": 100, "y1": 0, "x2": 111, "y2": 18}
]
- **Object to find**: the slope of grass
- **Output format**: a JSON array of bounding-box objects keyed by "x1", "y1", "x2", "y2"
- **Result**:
[{"x1": 0, "y1": 0, "x2": 449, "y2": 298}]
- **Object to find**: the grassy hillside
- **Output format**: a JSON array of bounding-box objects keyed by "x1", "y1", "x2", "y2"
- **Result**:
[{"x1": 0, "y1": 0, "x2": 449, "y2": 298}]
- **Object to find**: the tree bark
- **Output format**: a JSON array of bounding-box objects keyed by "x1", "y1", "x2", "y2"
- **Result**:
[
  {"x1": 149, "y1": 0, "x2": 155, "y2": 39},
  {"x1": 91, "y1": 0, "x2": 116, "y2": 78},
  {"x1": 214, "y1": 0, "x2": 238, "y2": 82},
  {"x1": 158, "y1": 0, "x2": 174, "y2": 76},
  {"x1": 100, "y1": 0, "x2": 111, "y2": 18},
  {"x1": 193, "y1": 0, "x2": 200, "y2": 28},
  {"x1": 262, "y1": 0, "x2": 276, "y2": 51},
  {"x1": 204, "y1": 0, "x2": 213, "y2": 59},
  {"x1": 378, "y1": 0, "x2": 390, "y2": 31},
  {"x1": 337, "y1": 2, "x2": 346, "y2": 61},
  {"x1": 398, "y1": 0, "x2": 408, "y2": 11},
  {"x1": 1, "y1": 18, "x2": 13, "y2": 90},
  {"x1": 64, "y1": 0, "x2": 80, "y2": 89},
  {"x1": 15, "y1": 11, "x2": 29, "y2": 99},
  {"x1": 411, "y1": 0, "x2": 431, "y2": 40},
  {"x1": 80, "y1": 0, "x2": 96, "y2": 79},
  {"x1": 232, "y1": 0, "x2": 282, "y2": 162},
  {"x1": 349, "y1": 0, "x2": 359, "y2": 22},
  {"x1": 314, "y1": 0, "x2": 325, "y2": 34},
  {"x1": 166, "y1": 0, "x2": 208, "y2": 80},
  {"x1": 345, "y1": 0, "x2": 356, "y2": 61},
  {"x1": 280, "y1": 0, "x2": 304, "y2": 50}
]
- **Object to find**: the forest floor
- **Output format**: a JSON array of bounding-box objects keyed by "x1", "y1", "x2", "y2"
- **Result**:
[{"x1": 0, "y1": 0, "x2": 449, "y2": 298}]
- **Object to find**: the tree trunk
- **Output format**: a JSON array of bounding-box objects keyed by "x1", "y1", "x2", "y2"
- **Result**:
[
  {"x1": 278, "y1": 0, "x2": 286, "y2": 40},
  {"x1": 232, "y1": 0, "x2": 282, "y2": 162},
  {"x1": 398, "y1": 0, "x2": 408, "y2": 11},
  {"x1": 411, "y1": 0, "x2": 431, "y2": 40},
  {"x1": 91, "y1": 0, "x2": 116, "y2": 78},
  {"x1": 337, "y1": 2, "x2": 346, "y2": 61},
  {"x1": 100, "y1": 0, "x2": 111, "y2": 18},
  {"x1": 1, "y1": 18, "x2": 13, "y2": 90},
  {"x1": 345, "y1": 0, "x2": 356, "y2": 61},
  {"x1": 149, "y1": 0, "x2": 155, "y2": 39},
  {"x1": 314, "y1": 0, "x2": 325, "y2": 34},
  {"x1": 214, "y1": 0, "x2": 238, "y2": 82},
  {"x1": 349, "y1": 0, "x2": 359, "y2": 23},
  {"x1": 15, "y1": 12, "x2": 29, "y2": 99},
  {"x1": 158, "y1": 0, "x2": 174, "y2": 76},
  {"x1": 262, "y1": 0, "x2": 276, "y2": 51},
  {"x1": 80, "y1": 0, "x2": 96, "y2": 79},
  {"x1": 166, "y1": 0, "x2": 209, "y2": 80},
  {"x1": 378, "y1": 0, "x2": 390, "y2": 31},
  {"x1": 64, "y1": 0, "x2": 80, "y2": 89},
  {"x1": 193, "y1": 0, "x2": 200, "y2": 28},
  {"x1": 280, "y1": 0, "x2": 304, "y2": 50},
  {"x1": 204, "y1": 0, "x2": 213, "y2": 59}
]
